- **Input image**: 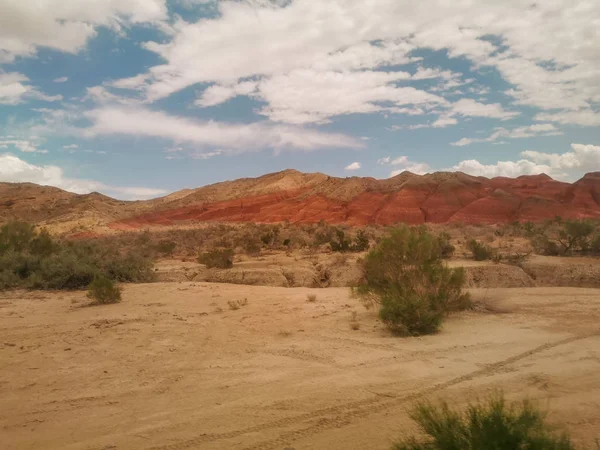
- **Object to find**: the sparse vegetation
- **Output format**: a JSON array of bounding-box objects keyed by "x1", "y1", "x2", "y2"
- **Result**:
[
  {"x1": 355, "y1": 225, "x2": 470, "y2": 336},
  {"x1": 198, "y1": 248, "x2": 234, "y2": 269},
  {"x1": 528, "y1": 218, "x2": 600, "y2": 257},
  {"x1": 0, "y1": 222, "x2": 155, "y2": 291},
  {"x1": 467, "y1": 239, "x2": 494, "y2": 261},
  {"x1": 329, "y1": 228, "x2": 370, "y2": 252},
  {"x1": 155, "y1": 240, "x2": 176, "y2": 256},
  {"x1": 306, "y1": 293, "x2": 317, "y2": 302},
  {"x1": 392, "y1": 393, "x2": 576, "y2": 450},
  {"x1": 227, "y1": 298, "x2": 248, "y2": 310},
  {"x1": 87, "y1": 275, "x2": 122, "y2": 305},
  {"x1": 437, "y1": 232, "x2": 455, "y2": 259}
]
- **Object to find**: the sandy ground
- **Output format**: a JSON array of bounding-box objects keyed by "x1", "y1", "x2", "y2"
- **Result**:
[{"x1": 1, "y1": 284, "x2": 599, "y2": 450}]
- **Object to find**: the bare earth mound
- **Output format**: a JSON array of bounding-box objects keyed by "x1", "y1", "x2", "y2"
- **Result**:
[{"x1": 1, "y1": 284, "x2": 599, "y2": 449}]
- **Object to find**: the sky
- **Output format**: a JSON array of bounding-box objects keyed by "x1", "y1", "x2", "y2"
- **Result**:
[{"x1": 0, "y1": 0, "x2": 599, "y2": 200}]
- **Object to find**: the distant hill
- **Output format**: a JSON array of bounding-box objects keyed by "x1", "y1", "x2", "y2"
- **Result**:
[{"x1": 1, "y1": 170, "x2": 599, "y2": 234}]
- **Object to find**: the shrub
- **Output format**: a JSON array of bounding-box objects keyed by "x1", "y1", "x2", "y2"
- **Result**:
[
  {"x1": 355, "y1": 225, "x2": 470, "y2": 335},
  {"x1": 330, "y1": 228, "x2": 370, "y2": 252},
  {"x1": 0, "y1": 224, "x2": 155, "y2": 291},
  {"x1": 558, "y1": 219, "x2": 596, "y2": 253},
  {"x1": 198, "y1": 248, "x2": 234, "y2": 269},
  {"x1": 306, "y1": 293, "x2": 317, "y2": 302},
  {"x1": 0, "y1": 221, "x2": 36, "y2": 253},
  {"x1": 393, "y1": 393, "x2": 576, "y2": 450},
  {"x1": 437, "y1": 232, "x2": 454, "y2": 259},
  {"x1": 352, "y1": 230, "x2": 370, "y2": 252},
  {"x1": 227, "y1": 298, "x2": 247, "y2": 310},
  {"x1": 467, "y1": 239, "x2": 493, "y2": 261},
  {"x1": 155, "y1": 240, "x2": 176, "y2": 256},
  {"x1": 87, "y1": 276, "x2": 122, "y2": 305}
]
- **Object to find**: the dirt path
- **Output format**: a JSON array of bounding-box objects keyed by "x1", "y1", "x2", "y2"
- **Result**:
[{"x1": 1, "y1": 284, "x2": 599, "y2": 449}]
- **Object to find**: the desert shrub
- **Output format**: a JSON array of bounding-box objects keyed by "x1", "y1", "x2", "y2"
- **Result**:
[
  {"x1": 355, "y1": 225, "x2": 470, "y2": 336},
  {"x1": 530, "y1": 234, "x2": 562, "y2": 256},
  {"x1": 282, "y1": 238, "x2": 291, "y2": 247},
  {"x1": 243, "y1": 237, "x2": 262, "y2": 256},
  {"x1": 467, "y1": 239, "x2": 493, "y2": 261},
  {"x1": 198, "y1": 248, "x2": 234, "y2": 269},
  {"x1": 352, "y1": 230, "x2": 370, "y2": 252},
  {"x1": 0, "y1": 223, "x2": 155, "y2": 291},
  {"x1": 557, "y1": 219, "x2": 596, "y2": 253},
  {"x1": 155, "y1": 240, "x2": 176, "y2": 256},
  {"x1": 393, "y1": 393, "x2": 576, "y2": 450},
  {"x1": 306, "y1": 293, "x2": 317, "y2": 302},
  {"x1": 227, "y1": 298, "x2": 247, "y2": 310},
  {"x1": 87, "y1": 275, "x2": 122, "y2": 305},
  {"x1": 529, "y1": 219, "x2": 600, "y2": 256},
  {"x1": 330, "y1": 228, "x2": 370, "y2": 252},
  {"x1": 437, "y1": 232, "x2": 454, "y2": 259}
]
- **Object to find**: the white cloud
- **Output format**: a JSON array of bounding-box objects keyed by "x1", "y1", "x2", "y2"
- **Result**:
[
  {"x1": 451, "y1": 124, "x2": 563, "y2": 146},
  {"x1": 195, "y1": 81, "x2": 257, "y2": 107},
  {"x1": 0, "y1": 153, "x2": 167, "y2": 200},
  {"x1": 450, "y1": 98, "x2": 519, "y2": 120},
  {"x1": 450, "y1": 159, "x2": 553, "y2": 179},
  {"x1": 345, "y1": 162, "x2": 361, "y2": 171},
  {"x1": 53, "y1": 77, "x2": 68, "y2": 83},
  {"x1": 0, "y1": 0, "x2": 168, "y2": 62},
  {"x1": 0, "y1": 137, "x2": 46, "y2": 153},
  {"x1": 83, "y1": 106, "x2": 362, "y2": 152},
  {"x1": 252, "y1": 69, "x2": 447, "y2": 124},
  {"x1": 520, "y1": 144, "x2": 600, "y2": 173},
  {"x1": 0, "y1": 71, "x2": 62, "y2": 104},
  {"x1": 378, "y1": 154, "x2": 431, "y2": 176},
  {"x1": 377, "y1": 143, "x2": 600, "y2": 180},
  {"x1": 107, "y1": 0, "x2": 600, "y2": 131},
  {"x1": 63, "y1": 144, "x2": 79, "y2": 149},
  {"x1": 534, "y1": 110, "x2": 600, "y2": 127}
]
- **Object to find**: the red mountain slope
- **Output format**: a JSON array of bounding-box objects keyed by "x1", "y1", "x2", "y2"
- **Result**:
[{"x1": 110, "y1": 170, "x2": 600, "y2": 229}]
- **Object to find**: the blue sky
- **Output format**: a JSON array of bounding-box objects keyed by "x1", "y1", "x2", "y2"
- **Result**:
[{"x1": 1, "y1": 0, "x2": 599, "y2": 199}]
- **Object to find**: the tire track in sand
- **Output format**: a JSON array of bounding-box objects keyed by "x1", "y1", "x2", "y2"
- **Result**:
[{"x1": 148, "y1": 332, "x2": 599, "y2": 450}]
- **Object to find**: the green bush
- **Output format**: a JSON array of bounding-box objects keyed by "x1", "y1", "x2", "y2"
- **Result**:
[
  {"x1": 198, "y1": 248, "x2": 234, "y2": 269},
  {"x1": 355, "y1": 225, "x2": 470, "y2": 335},
  {"x1": 467, "y1": 239, "x2": 493, "y2": 261},
  {"x1": 0, "y1": 221, "x2": 36, "y2": 253},
  {"x1": 330, "y1": 228, "x2": 370, "y2": 252},
  {"x1": 437, "y1": 232, "x2": 454, "y2": 259},
  {"x1": 87, "y1": 276, "x2": 122, "y2": 305},
  {"x1": 393, "y1": 393, "x2": 576, "y2": 450},
  {"x1": 558, "y1": 219, "x2": 596, "y2": 253},
  {"x1": 155, "y1": 240, "x2": 176, "y2": 256},
  {"x1": 0, "y1": 222, "x2": 155, "y2": 291}
]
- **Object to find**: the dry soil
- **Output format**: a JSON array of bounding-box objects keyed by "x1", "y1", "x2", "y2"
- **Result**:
[{"x1": 1, "y1": 284, "x2": 600, "y2": 449}]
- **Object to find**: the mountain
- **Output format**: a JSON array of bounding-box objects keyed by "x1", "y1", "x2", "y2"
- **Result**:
[{"x1": 1, "y1": 170, "x2": 599, "y2": 233}]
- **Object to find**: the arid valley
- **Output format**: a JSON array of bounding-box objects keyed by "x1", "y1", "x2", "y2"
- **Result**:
[{"x1": 1, "y1": 170, "x2": 600, "y2": 449}]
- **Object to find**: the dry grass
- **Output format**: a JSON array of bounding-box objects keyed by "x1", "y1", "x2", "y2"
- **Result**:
[{"x1": 227, "y1": 298, "x2": 248, "y2": 310}]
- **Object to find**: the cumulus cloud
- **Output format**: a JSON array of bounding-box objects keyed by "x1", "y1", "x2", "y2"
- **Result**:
[
  {"x1": 449, "y1": 98, "x2": 519, "y2": 120},
  {"x1": 106, "y1": 0, "x2": 600, "y2": 131},
  {"x1": 378, "y1": 155, "x2": 431, "y2": 176},
  {"x1": 0, "y1": 0, "x2": 168, "y2": 62},
  {"x1": 345, "y1": 162, "x2": 361, "y2": 171},
  {"x1": 378, "y1": 143, "x2": 600, "y2": 180},
  {"x1": 0, "y1": 153, "x2": 167, "y2": 200},
  {"x1": 451, "y1": 124, "x2": 563, "y2": 147},
  {"x1": 0, "y1": 137, "x2": 47, "y2": 153},
  {"x1": 83, "y1": 106, "x2": 362, "y2": 152},
  {"x1": 0, "y1": 72, "x2": 62, "y2": 105}
]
